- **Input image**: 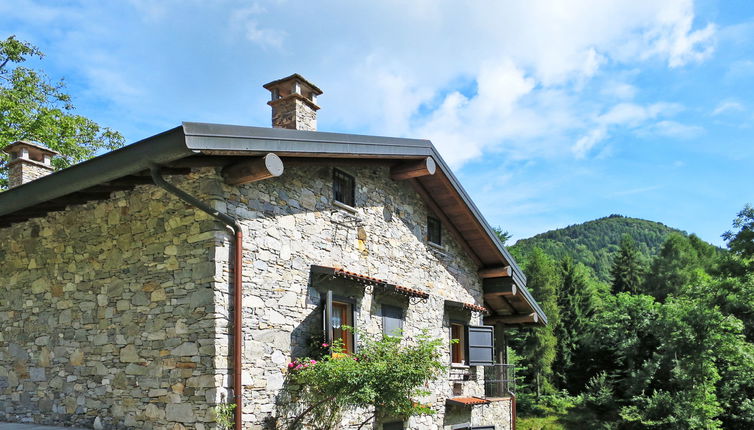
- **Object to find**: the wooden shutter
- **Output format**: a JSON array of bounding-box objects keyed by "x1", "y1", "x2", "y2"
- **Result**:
[
  {"x1": 324, "y1": 290, "x2": 333, "y2": 345},
  {"x1": 466, "y1": 325, "x2": 495, "y2": 366},
  {"x1": 382, "y1": 305, "x2": 404, "y2": 336}
]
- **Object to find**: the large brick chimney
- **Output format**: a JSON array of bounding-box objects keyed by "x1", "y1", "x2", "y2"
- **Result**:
[
  {"x1": 263, "y1": 74, "x2": 322, "y2": 131},
  {"x1": 3, "y1": 140, "x2": 58, "y2": 188}
]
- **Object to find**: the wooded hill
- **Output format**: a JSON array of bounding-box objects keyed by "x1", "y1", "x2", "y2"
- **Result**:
[
  {"x1": 511, "y1": 215, "x2": 689, "y2": 282},
  {"x1": 505, "y1": 207, "x2": 754, "y2": 429}
]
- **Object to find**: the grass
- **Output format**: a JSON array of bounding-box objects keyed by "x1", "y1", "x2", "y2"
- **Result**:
[{"x1": 517, "y1": 415, "x2": 567, "y2": 430}]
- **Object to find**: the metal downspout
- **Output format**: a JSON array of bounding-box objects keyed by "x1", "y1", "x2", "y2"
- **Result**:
[{"x1": 150, "y1": 166, "x2": 244, "y2": 429}]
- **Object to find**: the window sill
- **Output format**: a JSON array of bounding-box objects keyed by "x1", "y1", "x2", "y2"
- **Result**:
[
  {"x1": 427, "y1": 241, "x2": 444, "y2": 251},
  {"x1": 333, "y1": 200, "x2": 357, "y2": 214},
  {"x1": 450, "y1": 363, "x2": 470, "y2": 369}
]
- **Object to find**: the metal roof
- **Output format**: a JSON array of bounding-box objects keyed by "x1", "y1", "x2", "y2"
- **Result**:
[{"x1": 0, "y1": 122, "x2": 545, "y2": 325}]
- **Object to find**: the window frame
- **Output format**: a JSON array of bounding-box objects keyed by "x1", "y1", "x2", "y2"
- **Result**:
[
  {"x1": 333, "y1": 168, "x2": 356, "y2": 207},
  {"x1": 324, "y1": 291, "x2": 357, "y2": 354},
  {"x1": 427, "y1": 215, "x2": 442, "y2": 246},
  {"x1": 381, "y1": 304, "x2": 404, "y2": 337},
  {"x1": 450, "y1": 321, "x2": 466, "y2": 365}
]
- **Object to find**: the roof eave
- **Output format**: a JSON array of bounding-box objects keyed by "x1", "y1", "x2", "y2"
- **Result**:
[{"x1": 0, "y1": 126, "x2": 192, "y2": 218}]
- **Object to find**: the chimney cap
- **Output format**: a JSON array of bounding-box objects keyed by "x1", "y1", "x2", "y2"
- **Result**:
[
  {"x1": 263, "y1": 73, "x2": 323, "y2": 96},
  {"x1": 3, "y1": 140, "x2": 60, "y2": 156}
]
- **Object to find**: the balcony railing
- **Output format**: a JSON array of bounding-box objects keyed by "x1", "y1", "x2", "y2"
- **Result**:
[{"x1": 484, "y1": 364, "x2": 515, "y2": 398}]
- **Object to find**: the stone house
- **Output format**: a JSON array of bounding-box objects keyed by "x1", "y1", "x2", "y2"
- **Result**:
[{"x1": 0, "y1": 74, "x2": 546, "y2": 430}]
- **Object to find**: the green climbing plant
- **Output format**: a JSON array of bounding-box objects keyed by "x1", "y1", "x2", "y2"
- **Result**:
[
  {"x1": 213, "y1": 402, "x2": 236, "y2": 430},
  {"x1": 284, "y1": 329, "x2": 446, "y2": 430}
]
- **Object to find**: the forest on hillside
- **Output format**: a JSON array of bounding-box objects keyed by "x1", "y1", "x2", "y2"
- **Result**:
[
  {"x1": 505, "y1": 206, "x2": 754, "y2": 429},
  {"x1": 511, "y1": 215, "x2": 691, "y2": 283}
]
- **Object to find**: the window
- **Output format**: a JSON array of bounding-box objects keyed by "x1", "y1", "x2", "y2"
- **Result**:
[
  {"x1": 450, "y1": 323, "x2": 495, "y2": 366},
  {"x1": 383, "y1": 422, "x2": 404, "y2": 430},
  {"x1": 427, "y1": 216, "x2": 442, "y2": 245},
  {"x1": 382, "y1": 305, "x2": 404, "y2": 337},
  {"x1": 324, "y1": 291, "x2": 355, "y2": 354},
  {"x1": 333, "y1": 169, "x2": 355, "y2": 207},
  {"x1": 451, "y1": 322, "x2": 465, "y2": 364},
  {"x1": 332, "y1": 301, "x2": 353, "y2": 353}
]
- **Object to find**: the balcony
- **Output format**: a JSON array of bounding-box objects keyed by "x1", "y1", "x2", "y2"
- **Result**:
[{"x1": 483, "y1": 364, "x2": 515, "y2": 398}]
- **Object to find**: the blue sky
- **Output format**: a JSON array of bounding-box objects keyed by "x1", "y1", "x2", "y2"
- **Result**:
[{"x1": 2, "y1": 0, "x2": 752, "y2": 245}]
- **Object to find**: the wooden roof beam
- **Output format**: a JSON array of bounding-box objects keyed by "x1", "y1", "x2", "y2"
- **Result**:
[
  {"x1": 390, "y1": 157, "x2": 436, "y2": 180},
  {"x1": 222, "y1": 153, "x2": 284, "y2": 185},
  {"x1": 485, "y1": 312, "x2": 539, "y2": 325},
  {"x1": 479, "y1": 266, "x2": 512, "y2": 278}
]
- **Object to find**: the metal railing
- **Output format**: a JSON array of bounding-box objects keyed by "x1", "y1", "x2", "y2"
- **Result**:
[{"x1": 484, "y1": 364, "x2": 515, "y2": 397}]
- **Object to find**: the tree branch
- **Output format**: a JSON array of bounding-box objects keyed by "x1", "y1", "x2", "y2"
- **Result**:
[
  {"x1": 287, "y1": 394, "x2": 338, "y2": 430},
  {"x1": 356, "y1": 413, "x2": 376, "y2": 430}
]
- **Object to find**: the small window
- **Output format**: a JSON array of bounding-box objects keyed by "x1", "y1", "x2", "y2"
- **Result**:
[
  {"x1": 324, "y1": 291, "x2": 355, "y2": 354},
  {"x1": 451, "y1": 322, "x2": 466, "y2": 364},
  {"x1": 333, "y1": 169, "x2": 355, "y2": 207},
  {"x1": 384, "y1": 422, "x2": 404, "y2": 430},
  {"x1": 427, "y1": 216, "x2": 442, "y2": 245},
  {"x1": 382, "y1": 305, "x2": 404, "y2": 337}
]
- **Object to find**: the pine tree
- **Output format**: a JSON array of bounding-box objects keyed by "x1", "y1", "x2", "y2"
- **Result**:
[
  {"x1": 519, "y1": 248, "x2": 560, "y2": 396},
  {"x1": 610, "y1": 234, "x2": 646, "y2": 294},
  {"x1": 553, "y1": 257, "x2": 598, "y2": 393}
]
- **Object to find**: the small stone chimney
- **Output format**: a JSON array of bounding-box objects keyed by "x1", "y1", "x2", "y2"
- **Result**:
[
  {"x1": 263, "y1": 74, "x2": 323, "y2": 131},
  {"x1": 3, "y1": 140, "x2": 59, "y2": 188}
]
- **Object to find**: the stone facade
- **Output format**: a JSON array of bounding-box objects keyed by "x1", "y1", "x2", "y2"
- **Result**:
[
  {"x1": 0, "y1": 172, "x2": 228, "y2": 429},
  {"x1": 1, "y1": 163, "x2": 514, "y2": 429},
  {"x1": 6, "y1": 159, "x2": 53, "y2": 188},
  {"x1": 219, "y1": 164, "x2": 513, "y2": 429},
  {"x1": 269, "y1": 97, "x2": 318, "y2": 131}
]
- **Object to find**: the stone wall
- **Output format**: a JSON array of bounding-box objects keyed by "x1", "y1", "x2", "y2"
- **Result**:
[
  {"x1": 220, "y1": 164, "x2": 511, "y2": 429},
  {"x1": 0, "y1": 171, "x2": 229, "y2": 429},
  {"x1": 1, "y1": 162, "x2": 515, "y2": 430},
  {"x1": 7, "y1": 160, "x2": 53, "y2": 188},
  {"x1": 269, "y1": 97, "x2": 317, "y2": 131}
]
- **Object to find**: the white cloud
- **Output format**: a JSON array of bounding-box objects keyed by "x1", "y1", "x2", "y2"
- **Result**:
[
  {"x1": 230, "y1": 4, "x2": 286, "y2": 49},
  {"x1": 571, "y1": 102, "x2": 683, "y2": 157},
  {"x1": 649, "y1": 120, "x2": 703, "y2": 138},
  {"x1": 712, "y1": 100, "x2": 745, "y2": 116},
  {"x1": 0, "y1": 0, "x2": 718, "y2": 166}
]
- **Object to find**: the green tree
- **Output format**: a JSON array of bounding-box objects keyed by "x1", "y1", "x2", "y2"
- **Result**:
[
  {"x1": 610, "y1": 234, "x2": 646, "y2": 294},
  {"x1": 553, "y1": 257, "x2": 600, "y2": 393},
  {"x1": 493, "y1": 227, "x2": 512, "y2": 245},
  {"x1": 0, "y1": 35, "x2": 124, "y2": 188},
  {"x1": 519, "y1": 248, "x2": 560, "y2": 396},
  {"x1": 644, "y1": 233, "x2": 707, "y2": 301}
]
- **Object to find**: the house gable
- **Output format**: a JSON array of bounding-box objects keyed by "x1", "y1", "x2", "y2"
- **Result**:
[{"x1": 0, "y1": 123, "x2": 545, "y2": 325}]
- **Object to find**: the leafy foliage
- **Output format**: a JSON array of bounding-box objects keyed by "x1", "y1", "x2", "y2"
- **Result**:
[
  {"x1": 510, "y1": 207, "x2": 754, "y2": 429},
  {"x1": 512, "y1": 215, "x2": 685, "y2": 282},
  {"x1": 284, "y1": 331, "x2": 446, "y2": 429},
  {"x1": 516, "y1": 249, "x2": 560, "y2": 397},
  {"x1": 213, "y1": 403, "x2": 236, "y2": 430},
  {"x1": 0, "y1": 35, "x2": 124, "y2": 188}
]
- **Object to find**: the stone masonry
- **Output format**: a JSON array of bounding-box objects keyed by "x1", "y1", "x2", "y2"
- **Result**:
[
  {"x1": 0, "y1": 172, "x2": 228, "y2": 429},
  {"x1": 1, "y1": 163, "x2": 514, "y2": 429}
]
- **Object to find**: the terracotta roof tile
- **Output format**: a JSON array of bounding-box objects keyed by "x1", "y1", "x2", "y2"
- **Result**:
[
  {"x1": 446, "y1": 396, "x2": 491, "y2": 406},
  {"x1": 311, "y1": 265, "x2": 429, "y2": 299}
]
